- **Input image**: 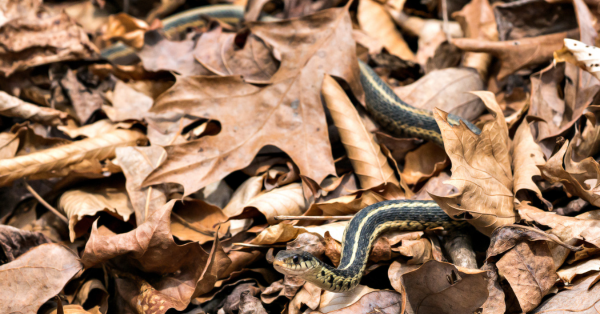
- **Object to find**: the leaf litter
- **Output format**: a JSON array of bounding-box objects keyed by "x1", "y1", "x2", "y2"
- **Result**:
[{"x1": 2, "y1": 0, "x2": 600, "y2": 313}]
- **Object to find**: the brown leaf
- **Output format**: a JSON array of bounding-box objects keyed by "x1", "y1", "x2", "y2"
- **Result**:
[
  {"x1": 72, "y1": 279, "x2": 108, "y2": 313},
  {"x1": 231, "y1": 183, "x2": 307, "y2": 224},
  {"x1": 557, "y1": 258, "x2": 600, "y2": 284},
  {"x1": 194, "y1": 26, "x2": 278, "y2": 82},
  {"x1": 0, "y1": 243, "x2": 83, "y2": 313},
  {"x1": 0, "y1": 91, "x2": 68, "y2": 126},
  {"x1": 400, "y1": 260, "x2": 488, "y2": 314},
  {"x1": 402, "y1": 142, "x2": 447, "y2": 185},
  {"x1": 573, "y1": 106, "x2": 600, "y2": 157},
  {"x1": 318, "y1": 290, "x2": 403, "y2": 314},
  {"x1": 452, "y1": 30, "x2": 577, "y2": 80},
  {"x1": 116, "y1": 145, "x2": 167, "y2": 225},
  {"x1": 0, "y1": 224, "x2": 51, "y2": 263},
  {"x1": 451, "y1": 0, "x2": 497, "y2": 76},
  {"x1": 538, "y1": 141, "x2": 600, "y2": 207},
  {"x1": 392, "y1": 68, "x2": 485, "y2": 121},
  {"x1": 82, "y1": 200, "x2": 232, "y2": 312},
  {"x1": 518, "y1": 202, "x2": 600, "y2": 248},
  {"x1": 239, "y1": 290, "x2": 268, "y2": 314},
  {"x1": 58, "y1": 120, "x2": 130, "y2": 139},
  {"x1": 223, "y1": 175, "x2": 265, "y2": 218},
  {"x1": 144, "y1": 6, "x2": 362, "y2": 194},
  {"x1": 137, "y1": 32, "x2": 210, "y2": 76},
  {"x1": 357, "y1": 0, "x2": 414, "y2": 61},
  {"x1": 316, "y1": 285, "x2": 379, "y2": 312},
  {"x1": 289, "y1": 282, "x2": 321, "y2": 314},
  {"x1": 0, "y1": 11, "x2": 97, "y2": 76},
  {"x1": 0, "y1": 129, "x2": 146, "y2": 186},
  {"x1": 511, "y1": 120, "x2": 549, "y2": 206},
  {"x1": 0, "y1": 0, "x2": 42, "y2": 26},
  {"x1": 60, "y1": 69, "x2": 105, "y2": 123},
  {"x1": 531, "y1": 274, "x2": 600, "y2": 313},
  {"x1": 412, "y1": 172, "x2": 457, "y2": 200},
  {"x1": 430, "y1": 91, "x2": 516, "y2": 236},
  {"x1": 58, "y1": 182, "x2": 135, "y2": 241},
  {"x1": 322, "y1": 74, "x2": 398, "y2": 189},
  {"x1": 171, "y1": 199, "x2": 229, "y2": 244},
  {"x1": 104, "y1": 81, "x2": 153, "y2": 122},
  {"x1": 496, "y1": 240, "x2": 557, "y2": 312},
  {"x1": 98, "y1": 13, "x2": 148, "y2": 49}
]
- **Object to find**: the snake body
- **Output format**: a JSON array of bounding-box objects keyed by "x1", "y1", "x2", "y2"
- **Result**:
[{"x1": 99, "y1": 5, "x2": 481, "y2": 292}]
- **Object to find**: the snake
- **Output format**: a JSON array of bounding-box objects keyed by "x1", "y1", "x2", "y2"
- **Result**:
[{"x1": 99, "y1": 4, "x2": 482, "y2": 292}]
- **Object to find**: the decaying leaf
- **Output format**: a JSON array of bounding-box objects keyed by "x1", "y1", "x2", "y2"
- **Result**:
[
  {"x1": 322, "y1": 74, "x2": 398, "y2": 189},
  {"x1": 144, "y1": 6, "x2": 361, "y2": 194},
  {"x1": 511, "y1": 120, "x2": 548, "y2": 206},
  {"x1": 400, "y1": 260, "x2": 488, "y2": 313},
  {"x1": 0, "y1": 224, "x2": 51, "y2": 263},
  {"x1": 531, "y1": 274, "x2": 600, "y2": 313},
  {"x1": 0, "y1": 11, "x2": 97, "y2": 76},
  {"x1": 0, "y1": 91, "x2": 68, "y2": 126},
  {"x1": 430, "y1": 91, "x2": 516, "y2": 236},
  {"x1": 0, "y1": 129, "x2": 146, "y2": 186},
  {"x1": 557, "y1": 258, "x2": 600, "y2": 283},
  {"x1": 0, "y1": 244, "x2": 83, "y2": 314}
]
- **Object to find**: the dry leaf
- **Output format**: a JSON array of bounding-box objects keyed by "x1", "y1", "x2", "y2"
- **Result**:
[
  {"x1": 104, "y1": 81, "x2": 153, "y2": 122},
  {"x1": 60, "y1": 69, "x2": 105, "y2": 123},
  {"x1": 322, "y1": 74, "x2": 398, "y2": 189},
  {"x1": 232, "y1": 183, "x2": 307, "y2": 224},
  {"x1": 317, "y1": 290, "x2": 403, "y2": 314},
  {"x1": 511, "y1": 120, "x2": 548, "y2": 206},
  {"x1": 58, "y1": 182, "x2": 135, "y2": 241},
  {"x1": 138, "y1": 32, "x2": 210, "y2": 76},
  {"x1": 0, "y1": 91, "x2": 68, "y2": 126},
  {"x1": 98, "y1": 13, "x2": 148, "y2": 49},
  {"x1": 401, "y1": 260, "x2": 488, "y2": 314},
  {"x1": 171, "y1": 199, "x2": 229, "y2": 244},
  {"x1": 357, "y1": 0, "x2": 414, "y2": 61},
  {"x1": 453, "y1": 30, "x2": 576, "y2": 80},
  {"x1": 393, "y1": 68, "x2": 485, "y2": 121},
  {"x1": 223, "y1": 175, "x2": 265, "y2": 218},
  {"x1": 430, "y1": 91, "x2": 516, "y2": 236},
  {"x1": 402, "y1": 142, "x2": 447, "y2": 185},
  {"x1": 0, "y1": 243, "x2": 82, "y2": 313},
  {"x1": 0, "y1": 11, "x2": 97, "y2": 76},
  {"x1": 531, "y1": 274, "x2": 600, "y2": 313},
  {"x1": 317, "y1": 285, "x2": 379, "y2": 312},
  {"x1": 557, "y1": 258, "x2": 600, "y2": 284},
  {"x1": 0, "y1": 224, "x2": 51, "y2": 262},
  {"x1": 496, "y1": 240, "x2": 557, "y2": 312},
  {"x1": 539, "y1": 141, "x2": 600, "y2": 207},
  {"x1": 144, "y1": 6, "x2": 361, "y2": 194},
  {"x1": 115, "y1": 146, "x2": 167, "y2": 225},
  {"x1": 194, "y1": 26, "x2": 278, "y2": 82},
  {"x1": 0, "y1": 129, "x2": 146, "y2": 186},
  {"x1": 452, "y1": 0, "x2": 497, "y2": 76},
  {"x1": 289, "y1": 282, "x2": 321, "y2": 314},
  {"x1": 559, "y1": 39, "x2": 600, "y2": 80}
]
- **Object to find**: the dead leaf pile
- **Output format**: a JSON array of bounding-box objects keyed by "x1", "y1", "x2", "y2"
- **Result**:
[{"x1": 1, "y1": 0, "x2": 600, "y2": 313}]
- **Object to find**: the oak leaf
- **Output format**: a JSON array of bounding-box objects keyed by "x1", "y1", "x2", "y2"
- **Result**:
[
  {"x1": 430, "y1": 91, "x2": 516, "y2": 236},
  {"x1": 144, "y1": 6, "x2": 362, "y2": 194}
]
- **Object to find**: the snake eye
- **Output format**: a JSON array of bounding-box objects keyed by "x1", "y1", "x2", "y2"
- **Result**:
[{"x1": 292, "y1": 255, "x2": 300, "y2": 264}]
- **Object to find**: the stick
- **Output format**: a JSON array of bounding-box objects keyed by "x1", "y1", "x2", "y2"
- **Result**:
[
  {"x1": 274, "y1": 215, "x2": 353, "y2": 221},
  {"x1": 24, "y1": 182, "x2": 68, "y2": 224}
]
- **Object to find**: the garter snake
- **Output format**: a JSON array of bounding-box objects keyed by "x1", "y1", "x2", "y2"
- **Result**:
[{"x1": 99, "y1": 5, "x2": 481, "y2": 292}]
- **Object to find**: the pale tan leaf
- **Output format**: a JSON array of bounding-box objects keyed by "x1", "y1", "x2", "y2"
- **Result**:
[
  {"x1": 531, "y1": 274, "x2": 600, "y2": 313},
  {"x1": 289, "y1": 282, "x2": 321, "y2": 314},
  {"x1": 0, "y1": 243, "x2": 83, "y2": 314},
  {"x1": 97, "y1": 13, "x2": 148, "y2": 49},
  {"x1": 58, "y1": 120, "x2": 132, "y2": 139},
  {"x1": 322, "y1": 74, "x2": 398, "y2": 189},
  {"x1": 357, "y1": 0, "x2": 414, "y2": 61},
  {"x1": 557, "y1": 258, "x2": 600, "y2": 283},
  {"x1": 0, "y1": 91, "x2": 68, "y2": 126},
  {"x1": 430, "y1": 91, "x2": 516, "y2": 236},
  {"x1": 251, "y1": 221, "x2": 348, "y2": 245},
  {"x1": 115, "y1": 145, "x2": 167, "y2": 225},
  {"x1": 0, "y1": 129, "x2": 147, "y2": 186},
  {"x1": 559, "y1": 38, "x2": 600, "y2": 80},
  {"x1": 243, "y1": 183, "x2": 307, "y2": 224},
  {"x1": 318, "y1": 290, "x2": 403, "y2": 314},
  {"x1": 317, "y1": 285, "x2": 379, "y2": 313},
  {"x1": 171, "y1": 200, "x2": 229, "y2": 244},
  {"x1": 511, "y1": 120, "x2": 548, "y2": 205},
  {"x1": 58, "y1": 183, "x2": 135, "y2": 241},
  {"x1": 223, "y1": 176, "x2": 265, "y2": 218},
  {"x1": 104, "y1": 81, "x2": 153, "y2": 122}
]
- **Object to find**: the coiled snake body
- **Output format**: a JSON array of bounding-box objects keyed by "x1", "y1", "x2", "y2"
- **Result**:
[{"x1": 100, "y1": 5, "x2": 481, "y2": 292}]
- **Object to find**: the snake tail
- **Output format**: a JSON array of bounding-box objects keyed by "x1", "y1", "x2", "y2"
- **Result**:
[
  {"x1": 273, "y1": 200, "x2": 465, "y2": 292},
  {"x1": 358, "y1": 60, "x2": 481, "y2": 146}
]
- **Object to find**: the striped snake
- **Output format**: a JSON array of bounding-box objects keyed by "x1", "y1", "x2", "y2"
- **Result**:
[{"x1": 100, "y1": 5, "x2": 482, "y2": 292}]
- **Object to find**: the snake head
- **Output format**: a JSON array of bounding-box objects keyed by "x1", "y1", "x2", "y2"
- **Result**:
[{"x1": 273, "y1": 250, "x2": 317, "y2": 276}]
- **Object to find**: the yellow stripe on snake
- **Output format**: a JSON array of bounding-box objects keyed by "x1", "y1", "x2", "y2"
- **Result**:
[{"x1": 100, "y1": 5, "x2": 481, "y2": 292}]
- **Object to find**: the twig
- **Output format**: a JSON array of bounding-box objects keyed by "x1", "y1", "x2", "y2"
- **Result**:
[
  {"x1": 232, "y1": 243, "x2": 287, "y2": 248},
  {"x1": 274, "y1": 215, "x2": 353, "y2": 221},
  {"x1": 441, "y1": 0, "x2": 451, "y2": 42},
  {"x1": 171, "y1": 212, "x2": 214, "y2": 236},
  {"x1": 24, "y1": 181, "x2": 68, "y2": 224}
]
